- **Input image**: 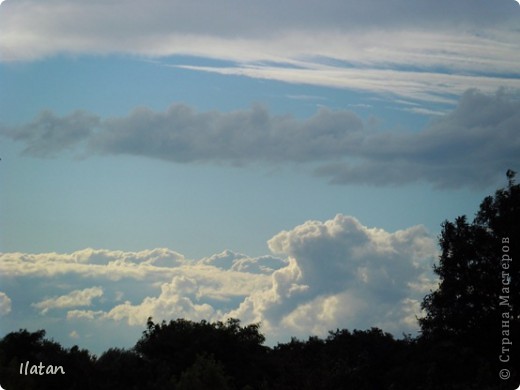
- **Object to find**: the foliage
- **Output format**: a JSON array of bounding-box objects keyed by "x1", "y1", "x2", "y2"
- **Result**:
[
  {"x1": 94, "y1": 348, "x2": 147, "y2": 390},
  {"x1": 134, "y1": 317, "x2": 268, "y2": 389},
  {"x1": 174, "y1": 353, "x2": 232, "y2": 390},
  {"x1": 419, "y1": 170, "x2": 520, "y2": 387}
]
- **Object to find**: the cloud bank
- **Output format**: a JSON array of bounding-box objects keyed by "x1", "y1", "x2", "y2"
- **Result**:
[
  {"x1": 0, "y1": 0, "x2": 518, "y2": 101},
  {"x1": 0, "y1": 215, "x2": 437, "y2": 352},
  {"x1": 2, "y1": 88, "x2": 519, "y2": 188},
  {"x1": 3, "y1": 0, "x2": 517, "y2": 61}
]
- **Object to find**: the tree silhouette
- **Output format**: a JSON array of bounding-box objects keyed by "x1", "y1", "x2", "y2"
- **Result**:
[
  {"x1": 134, "y1": 317, "x2": 269, "y2": 389},
  {"x1": 175, "y1": 353, "x2": 233, "y2": 390},
  {"x1": 94, "y1": 348, "x2": 147, "y2": 390},
  {"x1": 419, "y1": 171, "x2": 520, "y2": 387}
]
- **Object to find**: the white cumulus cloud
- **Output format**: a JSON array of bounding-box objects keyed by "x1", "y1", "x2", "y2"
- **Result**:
[
  {"x1": 0, "y1": 292, "x2": 12, "y2": 316},
  {"x1": 32, "y1": 286, "x2": 104, "y2": 314},
  {"x1": 1, "y1": 216, "x2": 437, "y2": 350},
  {"x1": 227, "y1": 214, "x2": 437, "y2": 340}
]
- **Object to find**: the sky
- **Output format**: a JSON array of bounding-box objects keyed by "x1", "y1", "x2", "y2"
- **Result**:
[{"x1": 0, "y1": 0, "x2": 519, "y2": 355}]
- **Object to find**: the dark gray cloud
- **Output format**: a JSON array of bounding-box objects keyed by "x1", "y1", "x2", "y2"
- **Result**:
[
  {"x1": 91, "y1": 105, "x2": 364, "y2": 164},
  {"x1": 2, "y1": 0, "x2": 516, "y2": 49},
  {"x1": 0, "y1": 110, "x2": 98, "y2": 158},
  {"x1": 2, "y1": 89, "x2": 518, "y2": 189},
  {"x1": 316, "y1": 88, "x2": 520, "y2": 188},
  {"x1": 1, "y1": 104, "x2": 364, "y2": 163}
]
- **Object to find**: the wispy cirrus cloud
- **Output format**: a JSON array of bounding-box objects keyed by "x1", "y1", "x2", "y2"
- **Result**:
[
  {"x1": 174, "y1": 50, "x2": 520, "y2": 104},
  {"x1": 0, "y1": 1, "x2": 518, "y2": 102},
  {"x1": 2, "y1": 89, "x2": 519, "y2": 189}
]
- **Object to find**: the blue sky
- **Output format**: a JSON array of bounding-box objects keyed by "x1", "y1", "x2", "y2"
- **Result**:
[{"x1": 0, "y1": 0, "x2": 519, "y2": 355}]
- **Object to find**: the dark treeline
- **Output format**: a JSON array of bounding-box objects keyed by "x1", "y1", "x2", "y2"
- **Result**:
[{"x1": 1, "y1": 171, "x2": 519, "y2": 390}]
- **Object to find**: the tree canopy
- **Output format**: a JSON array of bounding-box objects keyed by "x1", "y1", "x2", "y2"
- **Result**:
[
  {"x1": 420, "y1": 170, "x2": 519, "y2": 342},
  {"x1": 419, "y1": 170, "x2": 519, "y2": 387}
]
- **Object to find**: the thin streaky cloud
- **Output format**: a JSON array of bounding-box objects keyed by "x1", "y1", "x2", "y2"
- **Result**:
[
  {"x1": 0, "y1": 1, "x2": 518, "y2": 102},
  {"x1": 174, "y1": 63, "x2": 520, "y2": 104}
]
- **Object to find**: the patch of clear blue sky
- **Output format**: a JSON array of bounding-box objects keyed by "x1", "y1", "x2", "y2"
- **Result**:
[
  {"x1": 0, "y1": 55, "x2": 491, "y2": 258},
  {"x1": 1, "y1": 142, "x2": 488, "y2": 258},
  {"x1": 0, "y1": 54, "x2": 438, "y2": 124}
]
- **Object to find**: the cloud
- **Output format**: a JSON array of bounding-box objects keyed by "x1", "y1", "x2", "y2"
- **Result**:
[
  {"x1": 1, "y1": 104, "x2": 364, "y2": 162},
  {"x1": 227, "y1": 214, "x2": 437, "y2": 339},
  {"x1": 0, "y1": 292, "x2": 12, "y2": 316},
  {"x1": 0, "y1": 1, "x2": 518, "y2": 101},
  {"x1": 90, "y1": 104, "x2": 366, "y2": 164},
  {"x1": 0, "y1": 248, "x2": 187, "y2": 280},
  {"x1": 2, "y1": 88, "x2": 519, "y2": 188},
  {"x1": 175, "y1": 62, "x2": 520, "y2": 104},
  {"x1": 0, "y1": 110, "x2": 99, "y2": 158},
  {"x1": 102, "y1": 275, "x2": 217, "y2": 326},
  {"x1": 1, "y1": 0, "x2": 517, "y2": 61},
  {"x1": 0, "y1": 215, "x2": 437, "y2": 351},
  {"x1": 1, "y1": 103, "x2": 367, "y2": 165},
  {"x1": 315, "y1": 88, "x2": 520, "y2": 188},
  {"x1": 197, "y1": 250, "x2": 287, "y2": 274},
  {"x1": 64, "y1": 255, "x2": 279, "y2": 327},
  {"x1": 32, "y1": 287, "x2": 104, "y2": 314}
]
